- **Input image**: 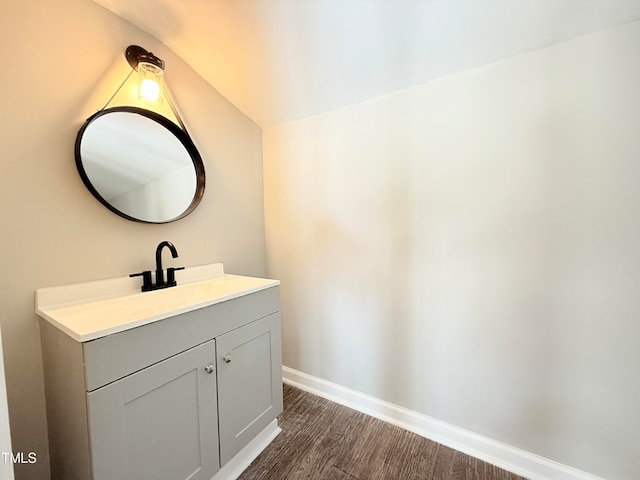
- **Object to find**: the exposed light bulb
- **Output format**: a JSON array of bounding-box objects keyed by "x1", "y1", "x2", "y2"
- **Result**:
[
  {"x1": 140, "y1": 79, "x2": 160, "y2": 102},
  {"x1": 137, "y1": 60, "x2": 164, "y2": 105}
]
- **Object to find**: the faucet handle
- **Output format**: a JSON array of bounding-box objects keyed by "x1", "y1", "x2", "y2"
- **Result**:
[
  {"x1": 166, "y1": 267, "x2": 185, "y2": 285},
  {"x1": 130, "y1": 270, "x2": 154, "y2": 292}
]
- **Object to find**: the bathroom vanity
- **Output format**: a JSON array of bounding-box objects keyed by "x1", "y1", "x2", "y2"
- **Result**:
[{"x1": 36, "y1": 264, "x2": 282, "y2": 480}]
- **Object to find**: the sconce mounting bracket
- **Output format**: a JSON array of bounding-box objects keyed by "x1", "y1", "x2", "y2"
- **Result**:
[
  {"x1": 125, "y1": 45, "x2": 165, "y2": 71},
  {"x1": 125, "y1": 45, "x2": 146, "y2": 69}
]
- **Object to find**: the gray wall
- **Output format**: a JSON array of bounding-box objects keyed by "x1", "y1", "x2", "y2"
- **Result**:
[
  {"x1": 0, "y1": 1, "x2": 266, "y2": 479},
  {"x1": 264, "y1": 21, "x2": 640, "y2": 480}
]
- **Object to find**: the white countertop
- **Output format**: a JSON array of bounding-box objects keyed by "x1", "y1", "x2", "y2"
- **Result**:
[{"x1": 35, "y1": 264, "x2": 279, "y2": 342}]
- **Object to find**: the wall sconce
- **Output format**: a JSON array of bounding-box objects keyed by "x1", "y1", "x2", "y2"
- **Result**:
[
  {"x1": 98, "y1": 44, "x2": 188, "y2": 133},
  {"x1": 126, "y1": 45, "x2": 165, "y2": 105}
]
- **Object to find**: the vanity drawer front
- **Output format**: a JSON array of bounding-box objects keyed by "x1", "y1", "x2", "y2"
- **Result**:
[{"x1": 83, "y1": 286, "x2": 279, "y2": 391}]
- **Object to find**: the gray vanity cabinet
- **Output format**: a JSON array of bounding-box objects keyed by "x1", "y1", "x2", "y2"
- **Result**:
[
  {"x1": 217, "y1": 313, "x2": 283, "y2": 465},
  {"x1": 87, "y1": 339, "x2": 220, "y2": 480},
  {"x1": 39, "y1": 285, "x2": 282, "y2": 480}
]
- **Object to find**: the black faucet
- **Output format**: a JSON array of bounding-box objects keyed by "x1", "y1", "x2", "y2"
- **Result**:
[
  {"x1": 130, "y1": 241, "x2": 184, "y2": 292},
  {"x1": 155, "y1": 240, "x2": 177, "y2": 286}
]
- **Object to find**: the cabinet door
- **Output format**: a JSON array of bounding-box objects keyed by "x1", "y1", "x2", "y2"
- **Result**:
[
  {"x1": 87, "y1": 340, "x2": 219, "y2": 480},
  {"x1": 217, "y1": 313, "x2": 283, "y2": 465}
]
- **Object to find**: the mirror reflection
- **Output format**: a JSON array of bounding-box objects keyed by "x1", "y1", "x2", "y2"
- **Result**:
[{"x1": 75, "y1": 107, "x2": 205, "y2": 223}]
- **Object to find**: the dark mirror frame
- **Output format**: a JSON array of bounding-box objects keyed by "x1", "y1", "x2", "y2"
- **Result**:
[{"x1": 75, "y1": 106, "x2": 206, "y2": 224}]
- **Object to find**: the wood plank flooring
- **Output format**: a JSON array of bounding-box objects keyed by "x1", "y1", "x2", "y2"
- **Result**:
[{"x1": 239, "y1": 384, "x2": 526, "y2": 480}]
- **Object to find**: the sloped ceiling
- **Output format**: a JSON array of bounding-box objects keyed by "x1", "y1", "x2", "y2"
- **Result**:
[{"x1": 93, "y1": 0, "x2": 640, "y2": 127}]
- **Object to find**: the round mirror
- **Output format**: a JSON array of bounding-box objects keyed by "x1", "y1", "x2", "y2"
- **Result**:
[{"x1": 75, "y1": 106, "x2": 205, "y2": 223}]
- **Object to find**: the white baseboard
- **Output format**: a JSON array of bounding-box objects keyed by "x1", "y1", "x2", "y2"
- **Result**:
[
  {"x1": 212, "y1": 419, "x2": 281, "y2": 480},
  {"x1": 282, "y1": 366, "x2": 605, "y2": 480}
]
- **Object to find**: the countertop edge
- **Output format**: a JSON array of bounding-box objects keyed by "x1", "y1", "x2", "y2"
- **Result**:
[{"x1": 37, "y1": 280, "x2": 279, "y2": 343}]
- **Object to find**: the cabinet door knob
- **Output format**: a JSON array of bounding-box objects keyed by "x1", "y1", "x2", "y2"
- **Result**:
[
  {"x1": 223, "y1": 355, "x2": 232, "y2": 364},
  {"x1": 204, "y1": 364, "x2": 215, "y2": 374}
]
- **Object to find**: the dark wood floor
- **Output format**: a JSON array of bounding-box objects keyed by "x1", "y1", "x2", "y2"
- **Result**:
[{"x1": 239, "y1": 384, "x2": 526, "y2": 480}]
